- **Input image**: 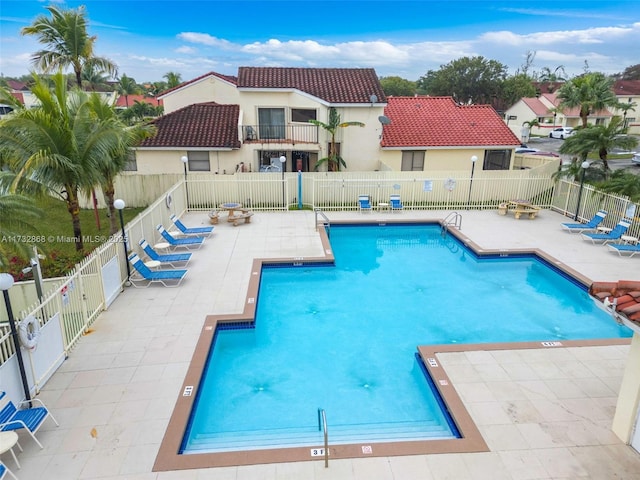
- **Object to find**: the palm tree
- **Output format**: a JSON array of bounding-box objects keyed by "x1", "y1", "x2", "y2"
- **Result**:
[
  {"x1": 81, "y1": 64, "x2": 110, "y2": 91},
  {"x1": 596, "y1": 170, "x2": 640, "y2": 202},
  {"x1": 309, "y1": 108, "x2": 364, "y2": 171},
  {"x1": 163, "y1": 71, "x2": 182, "y2": 89},
  {"x1": 0, "y1": 73, "x2": 123, "y2": 251},
  {"x1": 117, "y1": 74, "x2": 140, "y2": 108},
  {"x1": 21, "y1": 5, "x2": 117, "y2": 89},
  {"x1": 85, "y1": 93, "x2": 156, "y2": 234},
  {"x1": 559, "y1": 116, "x2": 638, "y2": 173},
  {"x1": 557, "y1": 73, "x2": 620, "y2": 128},
  {"x1": 0, "y1": 193, "x2": 44, "y2": 268}
]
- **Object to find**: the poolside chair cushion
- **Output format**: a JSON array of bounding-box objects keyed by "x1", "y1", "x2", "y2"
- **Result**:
[{"x1": 0, "y1": 391, "x2": 59, "y2": 449}]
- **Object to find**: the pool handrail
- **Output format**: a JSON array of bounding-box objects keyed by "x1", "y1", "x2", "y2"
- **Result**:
[{"x1": 318, "y1": 408, "x2": 328, "y2": 468}]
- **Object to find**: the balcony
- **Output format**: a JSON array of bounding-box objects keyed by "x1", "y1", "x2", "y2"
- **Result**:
[{"x1": 242, "y1": 124, "x2": 319, "y2": 144}]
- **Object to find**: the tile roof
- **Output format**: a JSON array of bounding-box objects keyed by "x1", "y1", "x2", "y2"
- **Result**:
[
  {"x1": 523, "y1": 93, "x2": 612, "y2": 118},
  {"x1": 115, "y1": 94, "x2": 162, "y2": 108},
  {"x1": 522, "y1": 97, "x2": 551, "y2": 116},
  {"x1": 139, "y1": 102, "x2": 241, "y2": 149},
  {"x1": 614, "y1": 80, "x2": 640, "y2": 96},
  {"x1": 237, "y1": 67, "x2": 386, "y2": 104},
  {"x1": 381, "y1": 96, "x2": 520, "y2": 148}
]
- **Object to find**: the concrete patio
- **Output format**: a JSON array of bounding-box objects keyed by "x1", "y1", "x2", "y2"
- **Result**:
[{"x1": 8, "y1": 208, "x2": 640, "y2": 479}]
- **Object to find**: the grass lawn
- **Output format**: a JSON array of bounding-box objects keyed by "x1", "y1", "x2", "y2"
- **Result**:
[{"x1": 7, "y1": 195, "x2": 145, "y2": 279}]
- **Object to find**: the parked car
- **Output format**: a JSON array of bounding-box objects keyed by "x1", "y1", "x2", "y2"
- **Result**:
[
  {"x1": 515, "y1": 147, "x2": 539, "y2": 154},
  {"x1": 549, "y1": 127, "x2": 574, "y2": 139},
  {"x1": 531, "y1": 151, "x2": 560, "y2": 157},
  {"x1": 632, "y1": 153, "x2": 640, "y2": 165}
]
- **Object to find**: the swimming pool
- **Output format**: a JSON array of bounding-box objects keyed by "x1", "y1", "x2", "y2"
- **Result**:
[{"x1": 180, "y1": 224, "x2": 632, "y2": 454}]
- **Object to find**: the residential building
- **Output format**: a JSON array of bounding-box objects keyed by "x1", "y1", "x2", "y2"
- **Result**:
[{"x1": 134, "y1": 68, "x2": 528, "y2": 174}]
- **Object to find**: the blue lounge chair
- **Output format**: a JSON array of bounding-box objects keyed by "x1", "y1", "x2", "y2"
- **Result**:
[
  {"x1": 139, "y1": 239, "x2": 191, "y2": 267},
  {"x1": 581, "y1": 219, "x2": 632, "y2": 244},
  {"x1": 0, "y1": 461, "x2": 18, "y2": 480},
  {"x1": 128, "y1": 253, "x2": 187, "y2": 288},
  {"x1": 170, "y1": 214, "x2": 214, "y2": 237},
  {"x1": 561, "y1": 210, "x2": 607, "y2": 233},
  {"x1": 390, "y1": 194, "x2": 403, "y2": 211},
  {"x1": 608, "y1": 242, "x2": 640, "y2": 257},
  {"x1": 0, "y1": 391, "x2": 59, "y2": 449},
  {"x1": 358, "y1": 195, "x2": 372, "y2": 212},
  {"x1": 156, "y1": 225, "x2": 204, "y2": 250}
]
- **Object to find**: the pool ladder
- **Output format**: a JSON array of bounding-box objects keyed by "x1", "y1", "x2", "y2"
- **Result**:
[
  {"x1": 318, "y1": 408, "x2": 329, "y2": 468},
  {"x1": 315, "y1": 208, "x2": 331, "y2": 237},
  {"x1": 441, "y1": 211, "x2": 462, "y2": 235}
]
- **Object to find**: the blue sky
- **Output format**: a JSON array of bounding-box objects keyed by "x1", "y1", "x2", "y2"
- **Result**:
[{"x1": 1, "y1": 0, "x2": 639, "y2": 83}]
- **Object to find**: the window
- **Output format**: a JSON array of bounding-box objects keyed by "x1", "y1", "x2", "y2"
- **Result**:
[
  {"x1": 291, "y1": 108, "x2": 316, "y2": 123},
  {"x1": 401, "y1": 151, "x2": 425, "y2": 171},
  {"x1": 123, "y1": 151, "x2": 137, "y2": 171},
  {"x1": 258, "y1": 108, "x2": 285, "y2": 139},
  {"x1": 483, "y1": 150, "x2": 510, "y2": 170},
  {"x1": 187, "y1": 151, "x2": 210, "y2": 171}
]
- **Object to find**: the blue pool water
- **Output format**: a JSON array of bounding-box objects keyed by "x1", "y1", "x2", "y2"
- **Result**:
[{"x1": 182, "y1": 224, "x2": 632, "y2": 453}]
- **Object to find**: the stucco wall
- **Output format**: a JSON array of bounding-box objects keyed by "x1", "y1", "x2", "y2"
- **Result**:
[{"x1": 162, "y1": 76, "x2": 239, "y2": 114}]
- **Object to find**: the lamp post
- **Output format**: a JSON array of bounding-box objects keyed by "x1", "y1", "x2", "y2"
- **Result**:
[
  {"x1": 0, "y1": 273, "x2": 31, "y2": 403},
  {"x1": 467, "y1": 155, "x2": 478, "y2": 210},
  {"x1": 114, "y1": 199, "x2": 131, "y2": 285},
  {"x1": 279, "y1": 155, "x2": 286, "y2": 209},
  {"x1": 180, "y1": 155, "x2": 189, "y2": 209},
  {"x1": 574, "y1": 161, "x2": 590, "y2": 221}
]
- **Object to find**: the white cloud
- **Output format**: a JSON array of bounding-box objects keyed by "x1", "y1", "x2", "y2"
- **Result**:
[
  {"x1": 178, "y1": 32, "x2": 235, "y2": 49},
  {"x1": 175, "y1": 46, "x2": 197, "y2": 54},
  {"x1": 480, "y1": 24, "x2": 638, "y2": 46}
]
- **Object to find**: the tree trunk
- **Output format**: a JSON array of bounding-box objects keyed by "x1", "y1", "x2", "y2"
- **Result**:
[
  {"x1": 103, "y1": 183, "x2": 119, "y2": 235},
  {"x1": 66, "y1": 186, "x2": 84, "y2": 251}
]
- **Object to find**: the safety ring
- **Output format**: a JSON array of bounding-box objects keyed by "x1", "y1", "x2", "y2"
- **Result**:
[
  {"x1": 18, "y1": 315, "x2": 40, "y2": 350},
  {"x1": 165, "y1": 194, "x2": 173, "y2": 209},
  {"x1": 444, "y1": 178, "x2": 457, "y2": 192}
]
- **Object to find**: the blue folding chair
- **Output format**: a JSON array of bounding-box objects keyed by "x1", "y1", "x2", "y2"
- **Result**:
[
  {"x1": 139, "y1": 239, "x2": 191, "y2": 267},
  {"x1": 358, "y1": 195, "x2": 372, "y2": 212},
  {"x1": 0, "y1": 461, "x2": 18, "y2": 479},
  {"x1": 128, "y1": 253, "x2": 187, "y2": 288},
  {"x1": 581, "y1": 219, "x2": 632, "y2": 245},
  {"x1": 0, "y1": 391, "x2": 58, "y2": 449},
  {"x1": 156, "y1": 225, "x2": 204, "y2": 250},
  {"x1": 561, "y1": 210, "x2": 607, "y2": 233},
  {"x1": 169, "y1": 214, "x2": 213, "y2": 237},
  {"x1": 390, "y1": 194, "x2": 403, "y2": 211}
]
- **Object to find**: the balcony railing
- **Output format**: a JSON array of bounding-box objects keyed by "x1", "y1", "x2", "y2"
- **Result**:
[{"x1": 242, "y1": 124, "x2": 319, "y2": 144}]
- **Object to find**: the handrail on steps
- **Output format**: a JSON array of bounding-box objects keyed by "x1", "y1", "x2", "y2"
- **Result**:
[
  {"x1": 442, "y1": 211, "x2": 462, "y2": 234},
  {"x1": 318, "y1": 408, "x2": 328, "y2": 468},
  {"x1": 315, "y1": 208, "x2": 330, "y2": 237}
]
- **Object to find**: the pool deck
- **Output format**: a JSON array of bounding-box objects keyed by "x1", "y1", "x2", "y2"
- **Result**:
[{"x1": 14, "y1": 208, "x2": 640, "y2": 479}]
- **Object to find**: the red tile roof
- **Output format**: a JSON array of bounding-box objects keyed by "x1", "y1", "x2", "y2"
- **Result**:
[
  {"x1": 115, "y1": 94, "x2": 162, "y2": 108},
  {"x1": 139, "y1": 102, "x2": 241, "y2": 149},
  {"x1": 237, "y1": 67, "x2": 386, "y2": 104},
  {"x1": 381, "y1": 96, "x2": 520, "y2": 148},
  {"x1": 614, "y1": 80, "x2": 640, "y2": 96},
  {"x1": 522, "y1": 97, "x2": 551, "y2": 116}
]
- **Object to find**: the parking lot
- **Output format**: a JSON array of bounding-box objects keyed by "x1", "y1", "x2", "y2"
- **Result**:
[{"x1": 526, "y1": 135, "x2": 640, "y2": 173}]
